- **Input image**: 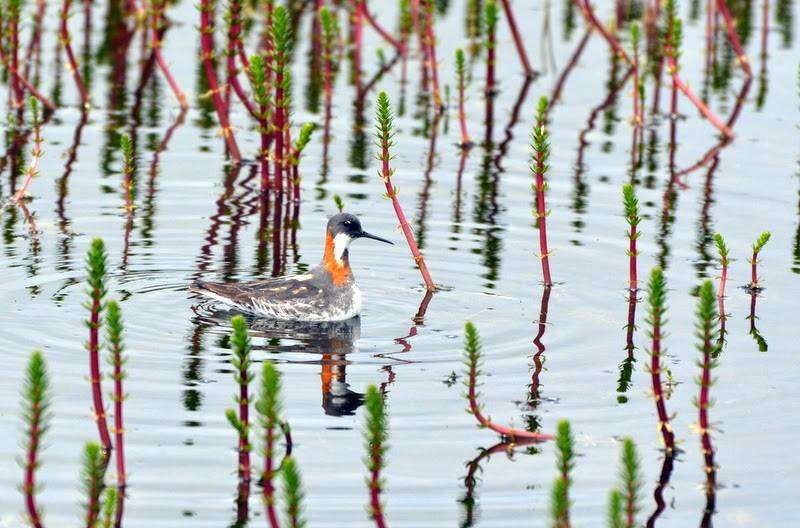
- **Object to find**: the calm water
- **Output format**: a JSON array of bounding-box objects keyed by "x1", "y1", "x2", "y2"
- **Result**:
[{"x1": 1, "y1": 0, "x2": 799, "y2": 526}]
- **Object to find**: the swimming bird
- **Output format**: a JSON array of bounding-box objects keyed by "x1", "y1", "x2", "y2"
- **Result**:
[{"x1": 191, "y1": 213, "x2": 393, "y2": 321}]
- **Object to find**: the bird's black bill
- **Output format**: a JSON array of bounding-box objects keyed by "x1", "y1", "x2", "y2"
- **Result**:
[{"x1": 358, "y1": 231, "x2": 394, "y2": 244}]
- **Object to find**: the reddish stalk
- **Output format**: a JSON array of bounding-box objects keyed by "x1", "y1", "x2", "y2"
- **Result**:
[
  {"x1": 60, "y1": 0, "x2": 91, "y2": 107},
  {"x1": 225, "y1": 0, "x2": 258, "y2": 119},
  {"x1": 106, "y1": 302, "x2": 127, "y2": 491},
  {"x1": 86, "y1": 241, "x2": 113, "y2": 454},
  {"x1": 0, "y1": 49, "x2": 56, "y2": 112},
  {"x1": 500, "y1": 0, "x2": 535, "y2": 77},
  {"x1": 576, "y1": 0, "x2": 633, "y2": 65},
  {"x1": 5, "y1": 4, "x2": 24, "y2": 105},
  {"x1": 647, "y1": 269, "x2": 674, "y2": 453},
  {"x1": 666, "y1": 57, "x2": 734, "y2": 138},
  {"x1": 421, "y1": 0, "x2": 442, "y2": 110},
  {"x1": 11, "y1": 104, "x2": 44, "y2": 204},
  {"x1": 532, "y1": 98, "x2": 553, "y2": 287},
  {"x1": 375, "y1": 92, "x2": 436, "y2": 291},
  {"x1": 715, "y1": 0, "x2": 753, "y2": 77},
  {"x1": 199, "y1": 0, "x2": 242, "y2": 161},
  {"x1": 454, "y1": 49, "x2": 471, "y2": 147},
  {"x1": 22, "y1": 353, "x2": 48, "y2": 528},
  {"x1": 151, "y1": 0, "x2": 188, "y2": 110},
  {"x1": 359, "y1": 0, "x2": 405, "y2": 54}
]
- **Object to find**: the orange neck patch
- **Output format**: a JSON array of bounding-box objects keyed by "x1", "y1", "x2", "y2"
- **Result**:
[{"x1": 323, "y1": 232, "x2": 352, "y2": 286}]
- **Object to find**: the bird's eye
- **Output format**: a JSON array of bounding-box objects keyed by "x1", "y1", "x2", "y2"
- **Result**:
[{"x1": 344, "y1": 220, "x2": 352, "y2": 226}]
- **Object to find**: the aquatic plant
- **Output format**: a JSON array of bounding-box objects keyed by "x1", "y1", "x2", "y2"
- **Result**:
[
  {"x1": 105, "y1": 301, "x2": 127, "y2": 489},
  {"x1": 421, "y1": 0, "x2": 442, "y2": 110},
  {"x1": 0, "y1": 24, "x2": 55, "y2": 111},
  {"x1": 499, "y1": 0, "x2": 535, "y2": 77},
  {"x1": 715, "y1": 0, "x2": 753, "y2": 77},
  {"x1": 290, "y1": 122, "x2": 316, "y2": 202},
  {"x1": 360, "y1": 0, "x2": 404, "y2": 55},
  {"x1": 630, "y1": 23, "x2": 642, "y2": 128},
  {"x1": 575, "y1": 0, "x2": 632, "y2": 65},
  {"x1": 59, "y1": 0, "x2": 90, "y2": 106},
  {"x1": 483, "y1": 0, "x2": 498, "y2": 97},
  {"x1": 120, "y1": 134, "x2": 135, "y2": 211},
  {"x1": 225, "y1": 0, "x2": 257, "y2": 119},
  {"x1": 454, "y1": 48, "x2": 472, "y2": 148},
  {"x1": 86, "y1": 238, "x2": 113, "y2": 453},
  {"x1": 199, "y1": 0, "x2": 242, "y2": 161},
  {"x1": 281, "y1": 456, "x2": 306, "y2": 528},
  {"x1": 607, "y1": 489, "x2": 624, "y2": 528},
  {"x1": 11, "y1": 97, "x2": 43, "y2": 204},
  {"x1": 550, "y1": 419, "x2": 574, "y2": 528},
  {"x1": 248, "y1": 54, "x2": 273, "y2": 190},
  {"x1": 225, "y1": 316, "x2": 253, "y2": 483},
  {"x1": 713, "y1": 233, "x2": 730, "y2": 345},
  {"x1": 749, "y1": 231, "x2": 771, "y2": 288},
  {"x1": 81, "y1": 441, "x2": 108, "y2": 528},
  {"x1": 619, "y1": 438, "x2": 641, "y2": 528},
  {"x1": 532, "y1": 96, "x2": 553, "y2": 286},
  {"x1": 101, "y1": 487, "x2": 117, "y2": 528},
  {"x1": 645, "y1": 267, "x2": 675, "y2": 452},
  {"x1": 255, "y1": 361, "x2": 282, "y2": 528},
  {"x1": 21, "y1": 351, "x2": 50, "y2": 528},
  {"x1": 463, "y1": 321, "x2": 554, "y2": 441},
  {"x1": 271, "y1": 5, "x2": 292, "y2": 193},
  {"x1": 364, "y1": 385, "x2": 388, "y2": 528},
  {"x1": 375, "y1": 91, "x2": 436, "y2": 290},
  {"x1": 694, "y1": 281, "x2": 720, "y2": 522},
  {"x1": 150, "y1": 0, "x2": 188, "y2": 109},
  {"x1": 622, "y1": 184, "x2": 641, "y2": 292}
]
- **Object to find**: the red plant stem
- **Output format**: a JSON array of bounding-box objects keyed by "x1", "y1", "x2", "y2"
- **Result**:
[
  {"x1": 715, "y1": 0, "x2": 753, "y2": 77},
  {"x1": 60, "y1": 0, "x2": 91, "y2": 107},
  {"x1": 467, "y1": 351, "x2": 554, "y2": 441},
  {"x1": 264, "y1": 424, "x2": 279, "y2": 528},
  {"x1": 90, "y1": 296, "x2": 113, "y2": 453},
  {"x1": 550, "y1": 29, "x2": 592, "y2": 108},
  {"x1": 666, "y1": 57, "x2": 734, "y2": 138},
  {"x1": 457, "y1": 73, "x2": 470, "y2": 146},
  {"x1": 369, "y1": 444, "x2": 387, "y2": 528},
  {"x1": 359, "y1": 0, "x2": 405, "y2": 54},
  {"x1": 629, "y1": 225, "x2": 638, "y2": 292},
  {"x1": 718, "y1": 261, "x2": 728, "y2": 302},
  {"x1": 238, "y1": 374, "x2": 251, "y2": 481},
  {"x1": 577, "y1": 0, "x2": 633, "y2": 65},
  {"x1": 650, "y1": 310, "x2": 674, "y2": 452},
  {"x1": 500, "y1": 0, "x2": 535, "y2": 77},
  {"x1": 274, "y1": 72, "x2": 285, "y2": 193},
  {"x1": 698, "y1": 321, "x2": 716, "y2": 510},
  {"x1": 380, "y1": 147, "x2": 436, "y2": 290},
  {"x1": 23, "y1": 405, "x2": 44, "y2": 528},
  {"x1": 486, "y1": 20, "x2": 496, "y2": 97},
  {"x1": 534, "y1": 150, "x2": 552, "y2": 288},
  {"x1": 0, "y1": 48, "x2": 56, "y2": 111},
  {"x1": 11, "y1": 123, "x2": 43, "y2": 204},
  {"x1": 422, "y1": 0, "x2": 442, "y2": 109},
  {"x1": 351, "y1": 4, "x2": 364, "y2": 89},
  {"x1": 200, "y1": 0, "x2": 242, "y2": 162},
  {"x1": 226, "y1": 0, "x2": 258, "y2": 119},
  {"x1": 751, "y1": 251, "x2": 759, "y2": 285},
  {"x1": 113, "y1": 352, "x2": 126, "y2": 489},
  {"x1": 8, "y1": 12, "x2": 23, "y2": 104},
  {"x1": 151, "y1": 5, "x2": 188, "y2": 110}
]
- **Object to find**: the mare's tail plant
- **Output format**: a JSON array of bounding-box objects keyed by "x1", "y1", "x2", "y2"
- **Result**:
[
  {"x1": 11, "y1": 97, "x2": 44, "y2": 204},
  {"x1": 81, "y1": 442, "x2": 108, "y2": 528},
  {"x1": 646, "y1": 267, "x2": 675, "y2": 452},
  {"x1": 106, "y1": 301, "x2": 127, "y2": 489},
  {"x1": 455, "y1": 48, "x2": 472, "y2": 147},
  {"x1": 21, "y1": 351, "x2": 50, "y2": 528},
  {"x1": 483, "y1": 0, "x2": 498, "y2": 97},
  {"x1": 532, "y1": 96, "x2": 553, "y2": 286},
  {"x1": 375, "y1": 91, "x2": 436, "y2": 290},
  {"x1": 550, "y1": 420, "x2": 574, "y2": 528},
  {"x1": 364, "y1": 385, "x2": 388, "y2": 528},
  {"x1": 255, "y1": 361, "x2": 282, "y2": 528},
  {"x1": 748, "y1": 231, "x2": 771, "y2": 289},
  {"x1": 225, "y1": 316, "x2": 253, "y2": 482},
  {"x1": 281, "y1": 457, "x2": 306, "y2": 528},
  {"x1": 247, "y1": 54, "x2": 273, "y2": 190},
  {"x1": 607, "y1": 438, "x2": 641, "y2": 528},
  {"x1": 271, "y1": 5, "x2": 292, "y2": 193},
  {"x1": 463, "y1": 321, "x2": 554, "y2": 441},
  {"x1": 120, "y1": 134, "x2": 135, "y2": 212},
  {"x1": 421, "y1": 0, "x2": 442, "y2": 110},
  {"x1": 86, "y1": 238, "x2": 113, "y2": 453},
  {"x1": 713, "y1": 233, "x2": 730, "y2": 346},
  {"x1": 694, "y1": 280, "x2": 720, "y2": 518},
  {"x1": 622, "y1": 184, "x2": 641, "y2": 292}
]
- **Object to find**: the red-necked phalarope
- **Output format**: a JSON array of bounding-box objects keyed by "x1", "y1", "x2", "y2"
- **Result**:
[{"x1": 191, "y1": 213, "x2": 393, "y2": 321}]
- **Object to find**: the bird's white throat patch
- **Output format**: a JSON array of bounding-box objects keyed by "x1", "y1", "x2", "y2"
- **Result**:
[{"x1": 332, "y1": 233, "x2": 352, "y2": 263}]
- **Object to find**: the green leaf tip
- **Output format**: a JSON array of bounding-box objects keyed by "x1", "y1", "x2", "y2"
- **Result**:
[
  {"x1": 333, "y1": 194, "x2": 345, "y2": 212},
  {"x1": 282, "y1": 456, "x2": 306, "y2": 528},
  {"x1": 753, "y1": 231, "x2": 771, "y2": 254},
  {"x1": 713, "y1": 233, "x2": 729, "y2": 262},
  {"x1": 622, "y1": 184, "x2": 640, "y2": 223}
]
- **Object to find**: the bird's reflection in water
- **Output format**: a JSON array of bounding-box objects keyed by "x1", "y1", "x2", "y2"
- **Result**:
[{"x1": 194, "y1": 305, "x2": 364, "y2": 416}]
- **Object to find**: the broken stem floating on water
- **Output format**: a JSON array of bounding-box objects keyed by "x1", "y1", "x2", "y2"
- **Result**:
[
  {"x1": 463, "y1": 321, "x2": 554, "y2": 442},
  {"x1": 532, "y1": 96, "x2": 553, "y2": 287},
  {"x1": 364, "y1": 385, "x2": 388, "y2": 528},
  {"x1": 375, "y1": 91, "x2": 436, "y2": 291},
  {"x1": 86, "y1": 238, "x2": 113, "y2": 454},
  {"x1": 21, "y1": 351, "x2": 50, "y2": 528}
]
